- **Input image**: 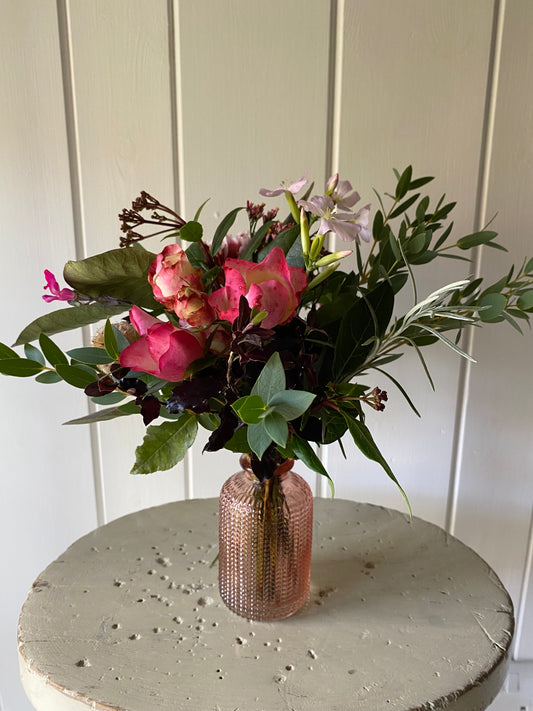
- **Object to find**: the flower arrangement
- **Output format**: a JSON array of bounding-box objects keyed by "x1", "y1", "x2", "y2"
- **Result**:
[{"x1": 2, "y1": 167, "x2": 533, "y2": 506}]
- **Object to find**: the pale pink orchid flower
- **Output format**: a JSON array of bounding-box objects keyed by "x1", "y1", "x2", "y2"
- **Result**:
[
  {"x1": 299, "y1": 195, "x2": 372, "y2": 243},
  {"x1": 259, "y1": 176, "x2": 307, "y2": 198},
  {"x1": 329, "y1": 175, "x2": 362, "y2": 211},
  {"x1": 42, "y1": 270, "x2": 76, "y2": 303}
]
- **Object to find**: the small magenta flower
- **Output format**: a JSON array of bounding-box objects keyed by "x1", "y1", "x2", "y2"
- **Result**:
[
  {"x1": 42, "y1": 270, "x2": 76, "y2": 303},
  {"x1": 259, "y1": 176, "x2": 307, "y2": 198}
]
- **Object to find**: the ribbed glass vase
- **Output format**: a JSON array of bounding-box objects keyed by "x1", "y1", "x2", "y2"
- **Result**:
[{"x1": 218, "y1": 455, "x2": 313, "y2": 621}]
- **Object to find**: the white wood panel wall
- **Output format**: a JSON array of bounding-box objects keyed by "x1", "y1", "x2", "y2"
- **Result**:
[{"x1": 1, "y1": 1, "x2": 531, "y2": 709}]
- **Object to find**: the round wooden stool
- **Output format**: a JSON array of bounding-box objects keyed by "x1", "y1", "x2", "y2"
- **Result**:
[{"x1": 18, "y1": 498, "x2": 513, "y2": 710}]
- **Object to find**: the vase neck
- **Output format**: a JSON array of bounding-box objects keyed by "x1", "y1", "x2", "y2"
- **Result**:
[{"x1": 239, "y1": 453, "x2": 294, "y2": 482}]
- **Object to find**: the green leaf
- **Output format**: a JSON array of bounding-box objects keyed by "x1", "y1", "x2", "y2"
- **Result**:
[
  {"x1": 372, "y1": 366, "x2": 421, "y2": 417},
  {"x1": 39, "y1": 333, "x2": 69, "y2": 366},
  {"x1": 251, "y1": 352, "x2": 286, "y2": 403},
  {"x1": 131, "y1": 414, "x2": 198, "y2": 474},
  {"x1": 456, "y1": 230, "x2": 499, "y2": 250},
  {"x1": 247, "y1": 420, "x2": 272, "y2": 460},
  {"x1": 517, "y1": 290, "x2": 533, "y2": 313},
  {"x1": 91, "y1": 392, "x2": 126, "y2": 405},
  {"x1": 14, "y1": 303, "x2": 127, "y2": 346},
  {"x1": 232, "y1": 394, "x2": 266, "y2": 424},
  {"x1": 257, "y1": 224, "x2": 300, "y2": 261},
  {"x1": 179, "y1": 220, "x2": 203, "y2": 242},
  {"x1": 0, "y1": 358, "x2": 44, "y2": 377},
  {"x1": 211, "y1": 207, "x2": 244, "y2": 256},
  {"x1": 478, "y1": 292, "x2": 507, "y2": 322},
  {"x1": 35, "y1": 370, "x2": 62, "y2": 384},
  {"x1": 291, "y1": 434, "x2": 334, "y2": 497},
  {"x1": 193, "y1": 198, "x2": 210, "y2": 221},
  {"x1": 185, "y1": 241, "x2": 206, "y2": 269},
  {"x1": 0, "y1": 342, "x2": 19, "y2": 359},
  {"x1": 223, "y1": 425, "x2": 250, "y2": 453},
  {"x1": 395, "y1": 166, "x2": 412, "y2": 200},
  {"x1": 408, "y1": 175, "x2": 434, "y2": 190},
  {"x1": 344, "y1": 414, "x2": 411, "y2": 515},
  {"x1": 67, "y1": 347, "x2": 115, "y2": 365},
  {"x1": 269, "y1": 390, "x2": 315, "y2": 420},
  {"x1": 64, "y1": 402, "x2": 140, "y2": 425},
  {"x1": 525, "y1": 257, "x2": 533, "y2": 274},
  {"x1": 263, "y1": 411, "x2": 288, "y2": 447},
  {"x1": 239, "y1": 221, "x2": 274, "y2": 261},
  {"x1": 389, "y1": 193, "x2": 419, "y2": 220},
  {"x1": 55, "y1": 364, "x2": 97, "y2": 389},
  {"x1": 104, "y1": 319, "x2": 120, "y2": 360},
  {"x1": 63, "y1": 248, "x2": 158, "y2": 308},
  {"x1": 197, "y1": 412, "x2": 219, "y2": 431},
  {"x1": 24, "y1": 344, "x2": 45, "y2": 365},
  {"x1": 333, "y1": 281, "x2": 394, "y2": 380}
]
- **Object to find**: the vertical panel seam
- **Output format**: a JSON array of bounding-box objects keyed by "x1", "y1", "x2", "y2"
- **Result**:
[
  {"x1": 167, "y1": 0, "x2": 190, "y2": 498},
  {"x1": 170, "y1": 0, "x2": 192, "y2": 498},
  {"x1": 514, "y1": 504, "x2": 533, "y2": 658},
  {"x1": 445, "y1": 0, "x2": 505, "y2": 534},
  {"x1": 171, "y1": 0, "x2": 187, "y2": 220},
  {"x1": 318, "y1": 0, "x2": 343, "y2": 498},
  {"x1": 56, "y1": 0, "x2": 107, "y2": 525}
]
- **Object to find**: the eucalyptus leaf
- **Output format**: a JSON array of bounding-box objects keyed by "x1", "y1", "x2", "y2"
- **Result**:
[
  {"x1": 247, "y1": 420, "x2": 272, "y2": 460},
  {"x1": 517, "y1": 290, "x2": 533, "y2": 312},
  {"x1": 232, "y1": 394, "x2": 266, "y2": 424},
  {"x1": 131, "y1": 414, "x2": 198, "y2": 475},
  {"x1": 251, "y1": 352, "x2": 285, "y2": 403},
  {"x1": 263, "y1": 411, "x2": 288, "y2": 447},
  {"x1": 67, "y1": 347, "x2": 115, "y2": 365},
  {"x1": 478, "y1": 292, "x2": 507, "y2": 322},
  {"x1": 24, "y1": 344, "x2": 45, "y2": 365},
  {"x1": 35, "y1": 370, "x2": 63, "y2": 384},
  {"x1": 268, "y1": 390, "x2": 315, "y2": 420}
]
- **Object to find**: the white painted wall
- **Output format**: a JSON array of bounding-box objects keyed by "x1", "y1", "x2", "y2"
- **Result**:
[{"x1": 1, "y1": 1, "x2": 531, "y2": 709}]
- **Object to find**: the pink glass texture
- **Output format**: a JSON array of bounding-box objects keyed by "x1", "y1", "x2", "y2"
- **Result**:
[{"x1": 218, "y1": 457, "x2": 313, "y2": 621}]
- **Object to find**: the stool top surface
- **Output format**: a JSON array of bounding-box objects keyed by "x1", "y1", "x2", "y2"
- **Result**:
[{"x1": 18, "y1": 498, "x2": 513, "y2": 711}]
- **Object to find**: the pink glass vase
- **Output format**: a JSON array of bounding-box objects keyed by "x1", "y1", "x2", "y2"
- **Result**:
[{"x1": 218, "y1": 455, "x2": 313, "y2": 621}]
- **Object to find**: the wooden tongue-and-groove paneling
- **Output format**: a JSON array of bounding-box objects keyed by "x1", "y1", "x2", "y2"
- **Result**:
[{"x1": 1, "y1": 2, "x2": 533, "y2": 710}]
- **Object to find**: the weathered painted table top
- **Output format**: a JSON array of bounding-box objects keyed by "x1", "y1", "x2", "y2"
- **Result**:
[{"x1": 18, "y1": 498, "x2": 513, "y2": 710}]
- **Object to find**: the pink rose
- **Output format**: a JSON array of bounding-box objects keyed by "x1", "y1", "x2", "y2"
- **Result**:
[
  {"x1": 120, "y1": 306, "x2": 204, "y2": 382},
  {"x1": 149, "y1": 244, "x2": 215, "y2": 327},
  {"x1": 208, "y1": 247, "x2": 307, "y2": 328}
]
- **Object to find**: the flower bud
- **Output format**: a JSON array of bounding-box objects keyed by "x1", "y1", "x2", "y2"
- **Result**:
[
  {"x1": 325, "y1": 173, "x2": 339, "y2": 196},
  {"x1": 300, "y1": 207, "x2": 310, "y2": 257},
  {"x1": 309, "y1": 234, "x2": 325, "y2": 261},
  {"x1": 314, "y1": 250, "x2": 352, "y2": 268},
  {"x1": 306, "y1": 262, "x2": 340, "y2": 290}
]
